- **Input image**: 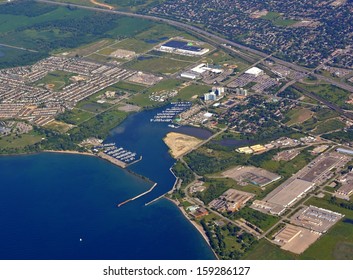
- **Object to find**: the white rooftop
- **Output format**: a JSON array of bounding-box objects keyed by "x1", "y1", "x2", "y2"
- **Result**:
[{"x1": 245, "y1": 67, "x2": 263, "y2": 76}]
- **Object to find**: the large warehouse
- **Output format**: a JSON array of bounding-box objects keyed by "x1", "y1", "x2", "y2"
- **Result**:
[
  {"x1": 159, "y1": 40, "x2": 209, "y2": 56},
  {"x1": 252, "y1": 178, "x2": 315, "y2": 215}
]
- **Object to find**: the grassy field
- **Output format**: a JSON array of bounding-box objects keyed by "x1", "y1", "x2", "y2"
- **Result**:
[
  {"x1": 232, "y1": 207, "x2": 279, "y2": 231},
  {"x1": 204, "y1": 50, "x2": 251, "y2": 72},
  {"x1": 254, "y1": 148, "x2": 315, "y2": 179},
  {"x1": 106, "y1": 17, "x2": 153, "y2": 37},
  {"x1": 129, "y1": 78, "x2": 183, "y2": 107},
  {"x1": 299, "y1": 83, "x2": 353, "y2": 110},
  {"x1": 0, "y1": 130, "x2": 43, "y2": 149},
  {"x1": 113, "y1": 38, "x2": 154, "y2": 53},
  {"x1": 146, "y1": 79, "x2": 183, "y2": 94},
  {"x1": 126, "y1": 56, "x2": 191, "y2": 74},
  {"x1": 135, "y1": 23, "x2": 182, "y2": 41},
  {"x1": 76, "y1": 81, "x2": 144, "y2": 112},
  {"x1": 112, "y1": 81, "x2": 146, "y2": 93},
  {"x1": 0, "y1": 2, "x2": 154, "y2": 68},
  {"x1": 128, "y1": 93, "x2": 157, "y2": 107},
  {"x1": 57, "y1": 108, "x2": 95, "y2": 125},
  {"x1": 35, "y1": 70, "x2": 75, "y2": 91},
  {"x1": 63, "y1": 39, "x2": 115, "y2": 57},
  {"x1": 312, "y1": 118, "x2": 346, "y2": 135},
  {"x1": 243, "y1": 239, "x2": 296, "y2": 260},
  {"x1": 286, "y1": 108, "x2": 313, "y2": 126},
  {"x1": 172, "y1": 84, "x2": 210, "y2": 102},
  {"x1": 44, "y1": 120, "x2": 73, "y2": 133},
  {"x1": 261, "y1": 12, "x2": 298, "y2": 26},
  {"x1": 204, "y1": 177, "x2": 263, "y2": 197}
]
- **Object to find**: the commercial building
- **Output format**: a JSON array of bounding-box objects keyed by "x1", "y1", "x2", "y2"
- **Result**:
[
  {"x1": 252, "y1": 178, "x2": 315, "y2": 215},
  {"x1": 245, "y1": 67, "x2": 264, "y2": 77},
  {"x1": 222, "y1": 166, "x2": 281, "y2": 187},
  {"x1": 273, "y1": 224, "x2": 321, "y2": 254},
  {"x1": 159, "y1": 40, "x2": 209, "y2": 56},
  {"x1": 250, "y1": 144, "x2": 266, "y2": 153},
  {"x1": 180, "y1": 72, "x2": 198, "y2": 80},
  {"x1": 209, "y1": 189, "x2": 254, "y2": 212},
  {"x1": 335, "y1": 173, "x2": 353, "y2": 200},
  {"x1": 337, "y1": 147, "x2": 353, "y2": 156},
  {"x1": 204, "y1": 87, "x2": 224, "y2": 101},
  {"x1": 237, "y1": 146, "x2": 254, "y2": 154},
  {"x1": 290, "y1": 205, "x2": 344, "y2": 233},
  {"x1": 204, "y1": 92, "x2": 217, "y2": 101},
  {"x1": 192, "y1": 64, "x2": 223, "y2": 74}
]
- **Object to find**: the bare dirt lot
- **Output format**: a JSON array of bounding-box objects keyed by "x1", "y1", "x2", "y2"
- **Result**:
[{"x1": 163, "y1": 132, "x2": 202, "y2": 158}]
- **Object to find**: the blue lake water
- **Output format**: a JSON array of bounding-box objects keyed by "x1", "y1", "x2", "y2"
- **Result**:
[{"x1": 0, "y1": 106, "x2": 216, "y2": 260}]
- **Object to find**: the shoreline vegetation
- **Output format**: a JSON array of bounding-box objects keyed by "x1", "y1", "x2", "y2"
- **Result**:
[
  {"x1": 35, "y1": 148, "x2": 217, "y2": 256},
  {"x1": 165, "y1": 196, "x2": 219, "y2": 260}
]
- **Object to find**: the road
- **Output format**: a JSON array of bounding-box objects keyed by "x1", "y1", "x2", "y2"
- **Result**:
[
  {"x1": 292, "y1": 84, "x2": 353, "y2": 120},
  {"x1": 36, "y1": 0, "x2": 353, "y2": 94},
  {"x1": 0, "y1": 43, "x2": 38, "y2": 53}
]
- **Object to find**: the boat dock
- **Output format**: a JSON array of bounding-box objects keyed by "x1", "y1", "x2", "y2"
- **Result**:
[
  {"x1": 117, "y1": 183, "x2": 157, "y2": 207},
  {"x1": 93, "y1": 143, "x2": 141, "y2": 168},
  {"x1": 150, "y1": 102, "x2": 191, "y2": 123}
]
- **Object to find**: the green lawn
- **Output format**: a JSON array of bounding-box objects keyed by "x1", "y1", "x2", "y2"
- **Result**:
[
  {"x1": 35, "y1": 70, "x2": 75, "y2": 91},
  {"x1": 56, "y1": 108, "x2": 95, "y2": 125},
  {"x1": 0, "y1": 2, "x2": 154, "y2": 68},
  {"x1": 243, "y1": 239, "x2": 296, "y2": 260},
  {"x1": 232, "y1": 207, "x2": 279, "y2": 231},
  {"x1": 285, "y1": 108, "x2": 313, "y2": 126},
  {"x1": 129, "y1": 92, "x2": 161, "y2": 107},
  {"x1": 261, "y1": 12, "x2": 298, "y2": 26},
  {"x1": 146, "y1": 79, "x2": 183, "y2": 94},
  {"x1": 113, "y1": 38, "x2": 154, "y2": 53},
  {"x1": 205, "y1": 50, "x2": 251, "y2": 72},
  {"x1": 299, "y1": 83, "x2": 353, "y2": 110},
  {"x1": 126, "y1": 56, "x2": 191, "y2": 74},
  {"x1": 112, "y1": 81, "x2": 146, "y2": 93},
  {"x1": 313, "y1": 118, "x2": 346, "y2": 135},
  {"x1": 0, "y1": 131, "x2": 43, "y2": 149},
  {"x1": 172, "y1": 84, "x2": 210, "y2": 102}
]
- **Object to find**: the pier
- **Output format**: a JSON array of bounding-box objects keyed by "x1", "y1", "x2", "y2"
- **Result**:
[
  {"x1": 145, "y1": 167, "x2": 180, "y2": 206},
  {"x1": 95, "y1": 142, "x2": 142, "y2": 169},
  {"x1": 117, "y1": 183, "x2": 157, "y2": 207}
]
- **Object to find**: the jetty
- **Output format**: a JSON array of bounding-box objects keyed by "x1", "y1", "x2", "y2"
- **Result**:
[{"x1": 117, "y1": 183, "x2": 157, "y2": 207}]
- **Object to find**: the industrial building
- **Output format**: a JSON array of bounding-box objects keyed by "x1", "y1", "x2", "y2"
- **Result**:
[
  {"x1": 245, "y1": 67, "x2": 264, "y2": 77},
  {"x1": 337, "y1": 147, "x2": 353, "y2": 156},
  {"x1": 252, "y1": 178, "x2": 315, "y2": 215},
  {"x1": 273, "y1": 224, "x2": 321, "y2": 254},
  {"x1": 335, "y1": 173, "x2": 353, "y2": 200},
  {"x1": 290, "y1": 205, "x2": 344, "y2": 233},
  {"x1": 180, "y1": 72, "x2": 199, "y2": 80},
  {"x1": 191, "y1": 63, "x2": 223, "y2": 74},
  {"x1": 209, "y1": 189, "x2": 254, "y2": 212},
  {"x1": 222, "y1": 166, "x2": 281, "y2": 187},
  {"x1": 159, "y1": 40, "x2": 209, "y2": 56}
]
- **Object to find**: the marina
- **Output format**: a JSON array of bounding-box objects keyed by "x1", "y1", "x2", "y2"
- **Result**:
[
  {"x1": 150, "y1": 102, "x2": 191, "y2": 123},
  {"x1": 93, "y1": 143, "x2": 141, "y2": 168}
]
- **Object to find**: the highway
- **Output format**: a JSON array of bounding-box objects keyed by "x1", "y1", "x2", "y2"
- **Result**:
[{"x1": 36, "y1": 0, "x2": 353, "y2": 94}]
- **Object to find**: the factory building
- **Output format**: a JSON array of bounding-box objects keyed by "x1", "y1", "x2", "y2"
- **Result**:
[
  {"x1": 245, "y1": 67, "x2": 264, "y2": 77},
  {"x1": 159, "y1": 40, "x2": 209, "y2": 56},
  {"x1": 336, "y1": 148, "x2": 353, "y2": 156}
]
